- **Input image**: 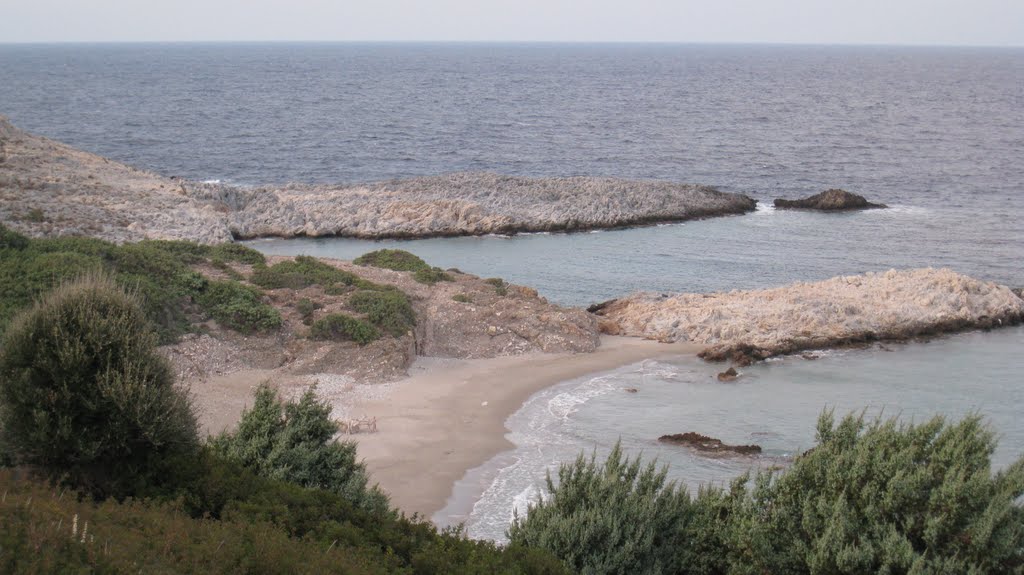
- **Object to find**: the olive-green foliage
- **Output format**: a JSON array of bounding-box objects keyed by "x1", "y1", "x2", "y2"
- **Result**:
[
  {"x1": 197, "y1": 280, "x2": 282, "y2": 334},
  {"x1": 0, "y1": 275, "x2": 198, "y2": 499},
  {"x1": 0, "y1": 226, "x2": 279, "y2": 341},
  {"x1": 414, "y1": 266, "x2": 454, "y2": 285},
  {"x1": 452, "y1": 293, "x2": 472, "y2": 304},
  {"x1": 310, "y1": 313, "x2": 379, "y2": 345},
  {"x1": 485, "y1": 277, "x2": 509, "y2": 296},
  {"x1": 213, "y1": 384, "x2": 390, "y2": 515},
  {"x1": 210, "y1": 242, "x2": 266, "y2": 265},
  {"x1": 23, "y1": 208, "x2": 46, "y2": 222},
  {"x1": 730, "y1": 411, "x2": 1024, "y2": 575},
  {"x1": 0, "y1": 461, "x2": 568, "y2": 575},
  {"x1": 349, "y1": 289, "x2": 415, "y2": 336},
  {"x1": 512, "y1": 412, "x2": 1024, "y2": 575},
  {"x1": 508, "y1": 442, "x2": 698, "y2": 575},
  {"x1": 252, "y1": 254, "x2": 361, "y2": 290},
  {"x1": 354, "y1": 249, "x2": 430, "y2": 272},
  {"x1": 296, "y1": 297, "x2": 322, "y2": 324}
]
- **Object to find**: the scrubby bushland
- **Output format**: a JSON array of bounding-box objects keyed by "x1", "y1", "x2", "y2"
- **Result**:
[
  {"x1": 354, "y1": 249, "x2": 430, "y2": 272},
  {"x1": 0, "y1": 274, "x2": 198, "y2": 498},
  {"x1": 485, "y1": 277, "x2": 509, "y2": 296},
  {"x1": 310, "y1": 313, "x2": 380, "y2": 345},
  {"x1": 0, "y1": 225, "x2": 279, "y2": 341},
  {"x1": 349, "y1": 289, "x2": 416, "y2": 336},
  {"x1": 212, "y1": 384, "x2": 389, "y2": 515},
  {"x1": 296, "y1": 297, "x2": 322, "y2": 324},
  {"x1": 510, "y1": 412, "x2": 1024, "y2": 575}
]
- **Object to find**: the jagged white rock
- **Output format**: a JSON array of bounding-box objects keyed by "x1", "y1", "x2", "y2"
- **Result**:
[{"x1": 594, "y1": 268, "x2": 1024, "y2": 361}]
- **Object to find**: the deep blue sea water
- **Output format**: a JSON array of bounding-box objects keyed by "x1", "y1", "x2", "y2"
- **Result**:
[{"x1": 3, "y1": 43, "x2": 1022, "y2": 540}]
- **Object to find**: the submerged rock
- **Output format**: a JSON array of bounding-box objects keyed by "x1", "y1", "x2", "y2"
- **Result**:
[
  {"x1": 658, "y1": 432, "x2": 762, "y2": 456},
  {"x1": 598, "y1": 268, "x2": 1024, "y2": 362},
  {"x1": 717, "y1": 367, "x2": 739, "y2": 381},
  {"x1": 774, "y1": 188, "x2": 886, "y2": 211}
]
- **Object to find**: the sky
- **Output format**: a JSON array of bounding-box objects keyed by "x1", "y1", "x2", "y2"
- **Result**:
[{"x1": 1, "y1": 0, "x2": 1022, "y2": 46}]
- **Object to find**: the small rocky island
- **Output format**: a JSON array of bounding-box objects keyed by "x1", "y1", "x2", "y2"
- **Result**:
[
  {"x1": 658, "y1": 432, "x2": 762, "y2": 456},
  {"x1": 0, "y1": 116, "x2": 756, "y2": 243},
  {"x1": 774, "y1": 188, "x2": 886, "y2": 211}
]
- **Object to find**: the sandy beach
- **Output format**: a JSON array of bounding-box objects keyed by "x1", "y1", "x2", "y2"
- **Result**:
[{"x1": 350, "y1": 335, "x2": 699, "y2": 518}]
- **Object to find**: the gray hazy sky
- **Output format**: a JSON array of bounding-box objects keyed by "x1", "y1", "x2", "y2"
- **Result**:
[{"x1": 2, "y1": 0, "x2": 1022, "y2": 46}]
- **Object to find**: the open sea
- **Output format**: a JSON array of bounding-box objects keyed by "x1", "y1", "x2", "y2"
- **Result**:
[{"x1": 2, "y1": 43, "x2": 1022, "y2": 540}]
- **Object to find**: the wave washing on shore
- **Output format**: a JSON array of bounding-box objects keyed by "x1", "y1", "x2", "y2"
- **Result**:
[{"x1": 439, "y1": 325, "x2": 1024, "y2": 541}]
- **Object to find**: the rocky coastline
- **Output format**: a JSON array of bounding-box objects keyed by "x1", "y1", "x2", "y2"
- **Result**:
[
  {"x1": 593, "y1": 268, "x2": 1024, "y2": 364},
  {"x1": 0, "y1": 117, "x2": 756, "y2": 243}
]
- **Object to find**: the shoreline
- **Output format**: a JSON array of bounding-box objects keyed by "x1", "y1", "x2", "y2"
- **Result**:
[{"x1": 348, "y1": 335, "x2": 700, "y2": 518}]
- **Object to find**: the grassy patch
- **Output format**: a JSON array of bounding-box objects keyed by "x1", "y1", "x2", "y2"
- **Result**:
[
  {"x1": 354, "y1": 249, "x2": 430, "y2": 272},
  {"x1": 310, "y1": 313, "x2": 379, "y2": 345},
  {"x1": 252, "y1": 255, "x2": 360, "y2": 290},
  {"x1": 349, "y1": 290, "x2": 415, "y2": 336},
  {"x1": 452, "y1": 293, "x2": 472, "y2": 304}
]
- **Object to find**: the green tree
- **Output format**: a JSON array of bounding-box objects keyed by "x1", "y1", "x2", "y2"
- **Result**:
[
  {"x1": 213, "y1": 383, "x2": 390, "y2": 515},
  {"x1": 508, "y1": 442, "x2": 704, "y2": 575},
  {"x1": 730, "y1": 411, "x2": 1024, "y2": 575},
  {"x1": 0, "y1": 274, "x2": 198, "y2": 498}
]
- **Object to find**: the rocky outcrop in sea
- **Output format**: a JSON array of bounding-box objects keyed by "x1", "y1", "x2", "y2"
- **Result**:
[
  {"x1": 188, "y1": 173, "x2": 757, "y2": 239},
  {"x1": 774, "y1": 188, "x2": 886, "y2": 211},
  {"x1": 0, "y1": 117, "x2": 756, "y2": 243},
  {"x1": 593, "y1": 268, "x2": 1024, "y2": 363}
]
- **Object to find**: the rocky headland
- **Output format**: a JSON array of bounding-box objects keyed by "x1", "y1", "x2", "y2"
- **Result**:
[
  {"x1": 774, "y1": 188, "x2": 886, "y2": 211},
  {"x1": 0, "y1": 116, "x2": 756, "y2": 243},
  {"x1": 592, "y1": 268, "x2": 1024, "y2": 364}
]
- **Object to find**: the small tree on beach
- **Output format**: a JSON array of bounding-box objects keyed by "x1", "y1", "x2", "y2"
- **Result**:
[{"x1": 213, "y1": 383, "x2": 390, "y2": 515}]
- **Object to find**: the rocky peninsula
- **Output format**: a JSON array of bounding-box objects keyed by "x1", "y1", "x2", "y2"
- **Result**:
[
  {"x1": 0, "y1": 116, "x2": 756, "y2": 242},
  {"x1": 593, "y1": 268, "x2": 1024, "y2": 364}
]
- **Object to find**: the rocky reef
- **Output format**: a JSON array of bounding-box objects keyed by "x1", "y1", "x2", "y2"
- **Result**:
[
  {"x1": 188, "y1": 173, "x2": 757, "y2": 239},
  {"x1": 658, "y1": 432, "x2": 762, "y2": 456},
  {"x1": 0, "y1": 117, "x2": 756, "y2": 243},
  {"x1": 594, "y1": 268, "x2": 1024, "y2": 364},
  {"x1": 774, "y1": 188, "x2": 886, "y2": 211}
]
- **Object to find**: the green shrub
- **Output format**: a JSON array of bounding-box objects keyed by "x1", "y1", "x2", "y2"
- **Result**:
[
  {"x1": 512, "y1": 412, "x2": 1024, "y2": 575},
  {"x1": 354, "y1": 249, "x2": 430, "y2": 272},
  {"x1": 485, "y1": 277, "x2": 509, "y2": 296},
  {"x1": 349, "y1": 289, "x2": 415, "y2": 336},
  {"x1": 295, "y1": 297, "x2": 322, "y2": 324},
  {"x1": 135, "y1": 239, "x2": 211, "y2": 263},
  {"x1": 729, "y1": 411, "x2": 1024, "y2": 575},
  {"x1": 23, "y1": 208, "x2": 46, "y2": 222},
  {"x1": 213, "y1": 384, "x2": 390, "y2": 515},
  {"x1": 508, "y1": 442, "x2": 698, "y2": 575},
  {"x1": 310, "y1": 313, "x2": 379, "y2": 345},
  {"x1": 414, "y1": 267, "x2": 454, "y2": 285},
  {"x1": 452, "y1": 293, "x2": 472, "y2": 304},
  {"x1": 197, "y1": 280, "x2": 281, "y2": 334},
  {"x1": 252, "y1": 255, "x2": 360, "y2": 290},
  {"x1": 0, "y1": 274, "x2": 198, "y2": 498},
  {"x1": 0, "y1": 224, "x2": 30, "y2": 250},
  {"x1": 210, "y1": 242, "x2": 266, "y2": 265}
]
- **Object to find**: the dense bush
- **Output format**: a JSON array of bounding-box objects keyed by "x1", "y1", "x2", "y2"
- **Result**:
[
  {"x1": 485, "y1": 277, "x2": 509, "y2": 296},
  {"x1": 508, "y1": 442, "x2": 697, "y2": 575},
  {"x1": 252, "y1": 255, "x2": 361, "y2": 290},
  {"x1": 511, "y1": 412, "x2": 1024, "y2": 575},
  {"x1": 0, "y1": 274, "x2": 199, "y2": 498},
  {"x1": 729, "y1": 412, "x2": 1024, "y2": 575},
  {"x1": 212, "y1": 384, "x2": 390, "y2": 515},
  {"x1": 197, "y1": 279, "x2": 282, "y2": 334},
  {"x1": 296, "y1": 297, "x2": 322, "y2": 324},
  {"x1": 354, "y1": 249, "x2": 430, "y2": 272},
  {"x1": 349, "y1": 289, "x2": 416, "y2": 336},
  {"x1": 414, "y1": 266, "x2": 454, "y2": 285},
  {"x1": 310, "y1": 313, "x2": 380, "y2": 345}
]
